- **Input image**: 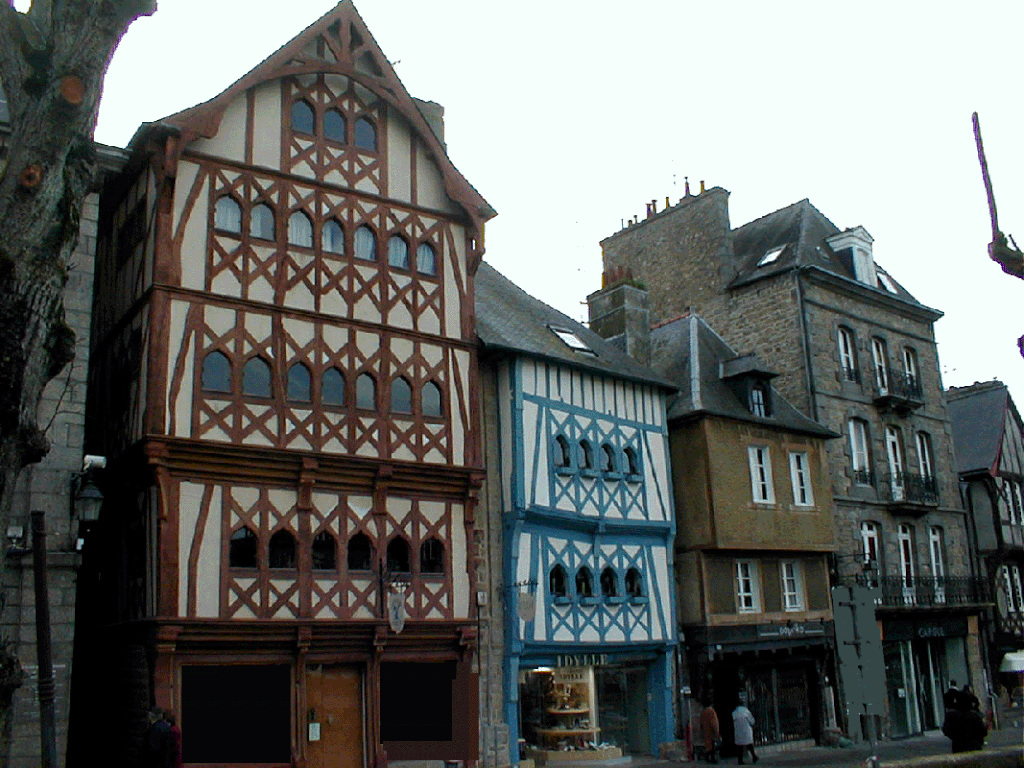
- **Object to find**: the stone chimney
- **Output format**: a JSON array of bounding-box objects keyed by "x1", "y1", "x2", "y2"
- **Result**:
[
  {"x1": 413, "y1": 98, "x2": 445, "y2": 148},
  {"x1": 586, "y1": 266, "x2": 651, "y2": 366}
]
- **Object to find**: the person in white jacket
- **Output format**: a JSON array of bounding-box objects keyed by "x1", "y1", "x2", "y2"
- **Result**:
[{"x1": 731, "y1": 701, "x2": 757, "y2": 765}]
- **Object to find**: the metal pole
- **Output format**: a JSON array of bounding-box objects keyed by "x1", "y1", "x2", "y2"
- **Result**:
[{"x1": 31, "y1": 510, "x2": 57, "y2": 768}]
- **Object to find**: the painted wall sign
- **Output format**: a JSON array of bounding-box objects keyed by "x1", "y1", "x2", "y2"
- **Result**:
[{"x1": 555, "y1": 653, "x2": 609, "y2": 668}]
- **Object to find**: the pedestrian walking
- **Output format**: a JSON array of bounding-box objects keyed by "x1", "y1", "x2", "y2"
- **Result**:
[
  {"x1": 700, "y1": 696, "x2": 721, "y2": 764},
  {"x1": 732, "y1": 701, "x2": 757, "y2": 765}
]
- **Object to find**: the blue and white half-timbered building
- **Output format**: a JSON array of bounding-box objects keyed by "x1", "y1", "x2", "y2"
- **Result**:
[{"x1": 476, "y1": 264, "x2": 677, "y2": 760}]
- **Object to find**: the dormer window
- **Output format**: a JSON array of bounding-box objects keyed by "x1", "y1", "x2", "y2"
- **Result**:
[
  {"x1": 826, "y1": 226, "x2": 876, "y2": 287},
  {"x1": 749, "y1": 383, "x2": 769, "y2": 417}
]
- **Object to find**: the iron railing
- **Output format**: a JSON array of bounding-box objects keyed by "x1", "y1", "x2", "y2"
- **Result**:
[
  {"x1": 853, "y1": 469, "x2": 876, "y2": 487},
  {"x1": 875, "y1": 369, "x2": 923, "y2": 402},
  {"x1": 845, "y1": 574, "x2": 990, "y2": 608},
  {"x1": 888, "y1": 471, "x2": 939, "y2": 505}
]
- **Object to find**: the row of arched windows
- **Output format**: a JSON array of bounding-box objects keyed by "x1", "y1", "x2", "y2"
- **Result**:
[
  {"x1": 229, "y1": 528, "x2": 445, "y2": 574},
  {"x1": 200, "y1": 352, "x2": 444, "y2": 417},
  {"x1": 549, "y1": 564, "x2": 644, "y2": 600},
  {"x1": 213, "y1": 197, "x2": 438, "y2": 276},
  {"x1": 291, "y1": 99, "x2": 378, "y2": 152},
  {"x1": 553, "y1": 435, "x2": 640, "y2": 477}
]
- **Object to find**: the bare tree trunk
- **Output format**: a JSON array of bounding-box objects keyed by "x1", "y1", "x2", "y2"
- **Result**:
[{"x1": 0, "y1": 2, "x2": 153, "y2": 762}]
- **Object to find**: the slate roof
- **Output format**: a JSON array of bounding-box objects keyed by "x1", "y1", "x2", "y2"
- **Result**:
[
  {"x1": 947, "y1": 381, "x2": 1013, "y2": 475},
  {"x1": 475, "y1": 262, "x2": 675, "y2": 390},
  {"x1": 648, "y1": 312, "x2": 836, "y2": 437},
  {"x1": 730, "y1": 198, "x2": 923, "y2": 308}
]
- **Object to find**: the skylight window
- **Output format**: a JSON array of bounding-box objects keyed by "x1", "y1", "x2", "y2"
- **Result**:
[
  {"x1": 550, "y1": 326, "x2": 594, "y2": 355},
  {"x1": 757, "y1": 245, "x2": 785, "y2": 267},
  {"x1": 877, "y1": 272, "x2": 898, "y2": 293}
]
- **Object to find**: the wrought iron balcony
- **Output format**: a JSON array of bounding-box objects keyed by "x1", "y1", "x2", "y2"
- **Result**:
[
  {"x1": 887, "y1": 471, "x2": 939, "y2": 514},
  {"x1": 852, "y1": 468, "x2": 876, "y2": 487},
  {"x1": 845, "y1": 574, "x2": 991, "y2": 608},
  {"x1": 873, "y1": 369, "x2": 924, "y2": 414}
]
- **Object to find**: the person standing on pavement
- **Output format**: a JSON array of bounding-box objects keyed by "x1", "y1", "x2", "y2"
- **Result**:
[
  {"x1": 700, "y1": 696, "x2": 720, "y2": 763},
  {"x1": 944, "y1": 680, "x2": 962, "y2": 711},
  {"x1": 732, "y1": 700, "x2": 757, "y2": 765}
]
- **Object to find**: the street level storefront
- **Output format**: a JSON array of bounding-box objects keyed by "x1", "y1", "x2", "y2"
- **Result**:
[
  {"x1": 685, "y1": 620, "x2": 837, "y2": 750},
  {"x1": 511, "y1": 648, "x2": 673, "y2": 762}
]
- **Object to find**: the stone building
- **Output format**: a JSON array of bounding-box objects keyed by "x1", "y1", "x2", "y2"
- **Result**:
[{"x1": 599, "y1": 188, "x2": 989, "y2": 739}]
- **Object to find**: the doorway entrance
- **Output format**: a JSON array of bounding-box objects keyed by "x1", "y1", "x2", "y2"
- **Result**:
[{"x1": 306, "y1": 665, "x2": 365, "y2": 768}]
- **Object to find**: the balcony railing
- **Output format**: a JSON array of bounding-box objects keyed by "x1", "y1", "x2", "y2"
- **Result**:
[
  {"x1": 888, "y1": 471, "x2": 939, "y2": 507},
  {"x1": 853, "y1": 468, "x2": 876, "y2": 487},
  {"x1": 873, "y1": 369, "x2": 924, "y2": 414},
  {"x1": 842, "y1": 365, "x2": 861, "y2": 384},
  {"x1": 845, "y1": 574, "x2": 991, "y2": 608}
]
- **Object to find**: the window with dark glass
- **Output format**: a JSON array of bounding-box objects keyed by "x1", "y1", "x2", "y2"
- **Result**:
[
  {"x1": 554, "y1": 435, "x2": 571, "y2": 468},
  {"x1": 214, "y1": 196, "x2": 242, "y2": 234},
  {"x1": 625, "y1": 568, "x2": 643, "y2": 597},
  {"x1": 354, "y1": 225, "x2": 376, "y2": 261},
  {"x1": 386, "y1": 537, "x2": 410, "y2": 573},
  {"x1": 242, "y1": 357, "x2": 272, "y2": 398},
  {"x1": 576, "y1": 567, "x2": 594, "y2": 598},
  {"x1": 324, "y1": 108, "x2": 346, "y2": 142},
  {"x1": 268, "y1": 530, "x2": 296, "y2": 569},
  {"x1": 251, "y1": 203, "x2": 276, "y2": 241},
  {"x1": 600, "y1": 444, "x2": 616, "y2": 473},
  {"x1": 388, "y1": 235, "x2": 409, "y2": 269},
  {"x1": 549, "y1": 565, "x2": 567, "y2": 597},
  {"x1": 391, "y1": 377, "x2": 412, "y2": 414},
  {"x1": 624, "y1": 447, "x2": 640, "y2": 475},
  {"x1": 202, "y1": 351, "x2": 232, "y2": 392},
  {"x1": 356, "y1": 373, "x2": 376, "y2": 410},
  {"x1": 323, "y1": 219, "x2": 345, "y2": 255},
  {"x1": 322, "y1": 368, "x2": 345, "y2": 406},
  {"x1": 291, "y1": 100, "x2": 314, "y2": 134},
  {"x1": 579, "y1": 440, "x2": 594, "y2": 470},
  {"x1": 422, "y1": 381, "x2": 443, "y2": 418},
  {"x1": 416, "y1": 243, "x2": 436, "y2": 275},
  {"x1": 287, "y1": 363, "x2": 311, "y2": 402},
  {"x1": 600, "y1": 567, "x2": 618, "y2": 597},
  {"x1": 312, "y1": 531, "x2": 337, "y2": 571},
  {"x1": 354, "y1": 117, "x2": 377, "y2": 151},
  {"x1": 287, "y1": 210, "x2": 313, "y2": 248},
  {"x1": 347, "y1": 533, "x2": 373, "y2": 571},
  {"x1": 420, "y1": 538, "x2": 444, "y2": 574},
  {"x1": 229, "y1": 526, "x2": 258, "y2": 568},
  {"x1": 749, "y1": 383, "x2": 768, "y2": 417}
]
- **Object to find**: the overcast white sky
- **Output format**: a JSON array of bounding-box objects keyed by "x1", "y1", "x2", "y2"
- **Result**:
[{"x1": 88, "y1": 0, "x2": 1024, "y2": 406}]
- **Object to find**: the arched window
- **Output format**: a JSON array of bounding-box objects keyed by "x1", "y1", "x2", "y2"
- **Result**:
[
  {"x1": 287, "y1": 210, "x2": 313, "y2": 248},
  {"x1": 422, "y1": 381, "x2": 443, "y2": 418},
  {"x1": 420, "y1": 538, "x2": 444, "y2": 574},
  {"x1": 554, "y1": 435, "x2": 571, "y2": 468},
  {"x1": 242, "y1": 357, "x2": 272, "y2": 398},
  {"x1": 312, "y1": 531, "x2": 337, "y2": 571},
  {"x1": 576, "y1": 567, "x2": 594, "y2": 598},
  {"x1": 625, "y1": 567, "x2": 643, "y2": 597},
  {"x1": 323, "y1": 220, "x2": 345, "y2": 255},
  {"x1": 356, "y1": 373, "x2": 376, "y2": 410},
  {"x1": 251, "y1": 203, "x2": 275, "y2": 241},
  {"x1": 388, "y1": 235, "x2": 409, "y2": 269},
  {"x1": 229, "y1": 526, "x2": 258, "y2": 568},
  {"x1": 387, "y1": 537, "x2": 410, "y2": 573},
  {"x1": 354, "y1": 117, "x2": 377, "y2": 151},
  {"x1": 624, "y1": 447, "x2": 640, "y2": 475},
  {"x1": 600, "y1": 567, "x2": 618, "y2": 597},
  {"x1": 391, "y1": 377, "x2": 412, "y2": 414},
  {"x1": 322, "y1": 368, "x2": 345, "y2": 406},
  {"x1": 291, "y1": 100, "x2": 314, "y2": 134},
  {"x1": 214, "y1": 196, "x2": 242, "y2": 233},
  {"x1": 416, "y1": 243, "x2": 436, "y2": 275},
  {"x1": 354, "y1": 225, "x2": 376, "y2": 261},
  {"x1": 201, "y1": 351, "x2": 231, "y2": 392},
  {"x1": 287, "y1": 363, "x2": 311, "y2": 402},
  {"x1": 600, "y1": 444, "x2": 616, "y2": 473},
  {"x1": 269, "y1": 529, "x2": 296, "y2": 569},
  {"x1": 549, "y1": 565, "x2": 567, "y2": 598},
  {"x1": 579, "y1": 440, "x2": 594, "y2": 470},
  {"x1": 347, "y1": 533, "x2": 373, "y2": 571},
  {"x1": 324, "y1": 108, "x2": 346, "y2": 142}
]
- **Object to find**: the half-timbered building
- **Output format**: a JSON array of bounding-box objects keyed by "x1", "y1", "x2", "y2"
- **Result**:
[
  {"x1": 74, "y1": 4, "x2": 493, "y2": 766},
  {"x1": 476, "y1": 263, "x2": 677, "y2": 762}
]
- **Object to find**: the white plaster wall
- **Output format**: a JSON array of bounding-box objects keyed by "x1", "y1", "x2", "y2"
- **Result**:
[
  {"x1": 251, "y1": 81, "x2": 282, "y2": 170},
  {"x1": 387, "y1": 108, "x2": 412, "y2": 204},
  {"x1": 175, "y1": 161, "x2": 208, "y2": 292},
  {"x1": 192, "y1": 94, "x2": 248, "y2": 162},
  {"x1": 169, "y1": 298, "x2": 194, "y2": 438}
]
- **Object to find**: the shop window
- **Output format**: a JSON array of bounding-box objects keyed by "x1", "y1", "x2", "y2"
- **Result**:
[
  {"x1": 291, "y1": 100, "x2": 314, "y2": 134},
  {"x1": 201, "y1": 351, "x2": 231, "y2": 392},
  {"x1": 287, "y1": 210, "x2": 313, "y2": 248},
  {"x1": 214, "y1": 196, "x2": 242, "y2": 233},
  {"x1": 422, "y1": 381, "x2": 443, "y2": 418},
  {"x1": 354, "y1": 117, "x2": 377, "y2": 151},
  {"x1": 323, "y1": 219, "x2": 345, "y2": 255},
  {"x1": 380, "y1": 662, "x2": 454, "y2": 742},
  {"x1": 387, "y1": 537, "x2": 411, "y2": 573},
  {"x1": 354, "y1": 225, "x2": 376, "y2": 261},
  {"x1": 229, "y1": 526, "x2": 258, "y2": 568},
  {"x1": 356, "y1": 373, "x2": 376, "y2": 410},
  {"x1": 420, "y1": 538, "x2": 444, "y2": 574},
  {"x1": 417, "y1": 242, "x2": 436, "y2": 275},
  {"x1": 251, "y1": 203, "x2": 276, "y2": 241},
  {"x1": 388, "y1": 235, "x2": 409, "y2": 269},
  {"x1": 575, "y1": 567, "x2": 594, "y2": 598},
  {"x1": 600, "y1": 444, "x2": 616, "y2": 473},
  {"x1": 287, "y1": 363, "x2": 311, "y2": 402},
  {"x1": 549, "y1": 565, "x2": 567, "y2": 598},
  {"x1": 347, "y1": 533, "x2": 373, "y2": 571},
  {"x1": 242, "y1": 356, "x2": 272, "y2": 398},
  {"x1": 322, "y1": 367, "x2": 345, "y2": 406},
  {"x1": 625, "y1": 567, "x2": 643, "y2": 597},
  {"x1": 268, "y1": 529, "x2": 296, "y2": 569},
  {"x1": 312, "y1": 531, "x2": 337, "y2": 571},
  {"x1": 600, "y1": 567, "x2": 618, "y2": 597},
  {"x1": 624, "y1": 446, "x2": 640, "y2": 476},
  {"x1": 579, "y1": 440, "x2": 594, "y2": 470},
  {"x1": 390, "y1": 377, "x2": 412, "y2": 414},
  {"x1": 553, "y1": 435, "x2": 572, "y2": 468},
  {"x1": 324, "y1": 108, "x2": 346, "y2": 142}
]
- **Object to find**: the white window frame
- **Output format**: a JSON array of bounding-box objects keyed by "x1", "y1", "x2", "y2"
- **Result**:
[
  {"x1": 916, "y1": 432, "x2": 934, "y2": 479},
  {"x1": 789, "y1": 451, "x2": 814, "y2": 507},
  {"x1": 747, "y1": 446, "x2": 776, "y2": 504},
  {"x1": 898, "y1": 524, "x2": 916, "y2": 603},
  {"x1": 1013, "y1": 481, "x2": 1024, "y2": 526},
  {"x1": 1012, "y1": 565, "x2": 1024, "y2": 613},
  {"x1": 872, "y1": 337, "x2": 889, "y2": 392},
  {"x1": 886, "y1": 426, "x2": 905, "y2": 501},
  {"x1": 861, "y1": 521, "x2": 880, "y2": 565},
  {"x1": 929, "y1": 526, "x2": 946, "y2": 604},
  {"x1": 903, "y1": 347, "x2": 919, "y2": 386},
  {"x1": 838, "y1": 327, "x2": 857, "y2": 376},
  {"x1": 781, "y1": 560, "x2": 805, "y2": 612},
  {"x1": 749, "y1": 384, "x2": 767, "y2": 417},
  {"x1": 735, "y1": 560, "x2": 760, "y2": 613},
  {"x1": 849, "y1": 419, "x2": 870, "y2": 478}
]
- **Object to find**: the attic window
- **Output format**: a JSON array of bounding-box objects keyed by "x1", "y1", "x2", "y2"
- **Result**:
[
  {"x1": 877, "y1": 272, "x2": 898, "y2": 293},
  {"x1": 550, "y1": 327, "x2": 594, "y2": 355},
  {"x1": 757, "y1": 245, "x2": 785, "y2": 267}
]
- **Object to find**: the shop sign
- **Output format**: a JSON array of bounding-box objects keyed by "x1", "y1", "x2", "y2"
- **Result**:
[
  {"x1": 757, "y1": 622, "x2": 826, "y2": 638},
  {"x1": 555, "y1": 653, "x2": 609, "y2": 668},
  {"x1": 517, "y1": 591, "x2": 536, "y2": 622}
]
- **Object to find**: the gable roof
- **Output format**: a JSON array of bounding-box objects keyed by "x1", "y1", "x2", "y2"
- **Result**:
[
  {"x1": 475, "y1": 262, "x2": 676, "y2": 390},
  {"x1": 649, "y1": 312, "x2": 836, "y2": 437},
  {"x1": 947, "y1": 381, "x2": 1014, "y2": 475},
  {"x1": 132, "y1": 1, "x2": 493, "y2": 225}
]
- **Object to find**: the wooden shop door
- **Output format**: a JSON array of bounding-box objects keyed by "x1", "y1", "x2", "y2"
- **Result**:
[{"x1": 306, "y1": 665, "x2": 364, "y2": 768}]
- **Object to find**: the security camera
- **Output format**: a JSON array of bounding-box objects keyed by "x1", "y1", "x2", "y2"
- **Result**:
[{"x1": 82, "y1": 455, "x2": 107, "y2": 471}]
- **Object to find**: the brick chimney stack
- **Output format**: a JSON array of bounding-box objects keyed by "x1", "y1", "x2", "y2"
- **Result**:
[{"x1": 586, "y1": 264, "x2": 651, "y2": 366}]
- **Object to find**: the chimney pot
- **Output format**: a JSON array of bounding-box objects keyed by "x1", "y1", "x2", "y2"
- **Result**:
[
  {"x1": 685, "y1": 176, "x2": 691, "y2": 196},
  {"x1": 700, "y1": 180, "x2": 706, "y2": 193}
]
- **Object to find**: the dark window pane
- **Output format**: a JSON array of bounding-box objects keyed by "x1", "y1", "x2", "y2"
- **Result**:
[
  {"x1": 214, "y1": 197, "x2": 242, "y2": 233},
  {"x1": 391, "y1": 377, "x2": 412, "y2": 414},
  {"x1": 601, "y1": 567, "x2": 618, "y2": 597},
  {"x1": 601, "y1": 445, "x2": 615, "y2": 472},
  {"x1": 354, "y1": 117, "x2": 377, "y2": 151},
  {"x1": 422, "y1": 381, "x2": 442, "y2": 418},
  {"x1": 323, "y1": 220, "x2": 345, "y2": 255},
  {"x1": 251, "y1": 203, "x2": 275, "y2": 241},
  {"x1": 387, "y1": 537, "x2": 410, "y2": 573},
  {"x1": 420, "y1": 538, "x2": 444, "y2": 574},
  {"x1": 324, "y1": 109, "x2": 346, "y2": 142},
  {"x1": 416, "y1": 243, "x2": 436, "y2": 275},
  {"x1": 380, "y1": 662, "x2": 453, "y2": 742},
  {"x1": 268, "y1": 530, "x2": 296, "y2": 569},
  {"x1": 624, "y1": 447, "x2": 639, "y2": 475},
  {"x1": 626, "y1": 568, "x2": 643, "y2": 597},
  {"x1": 229, "y1": 527, "x2": 258, "y2": 568},
  {"x1": 202, "y1": 351, "x2": 231, "y2": 392},
  {"x1": 291, "y1": 101, "x2": 314, "y2": 134},
  {"x1": 580, "y1": 440, "x2": 594, "y2": 469},
  {"x1": 287, "y1": 363, "x2": 311, "y2": 402},
  {"x1": 356, "y1": 374, "x2": 375, "y2": 410},
  {"x1": 347, "y1": 533, "x2": 373, "y2": 571},
  {"x1": 322, "y1": 368, "x2": 345, "y2": 406},
  {"x1": 242, "y1": 357, "x2": 272, "y2": 398},
  {"x1": 288, "y1": 211, "x2": 313, "y2": 247},
  {"x1": 312, "y1": 531, "x2": 337, "y2": 570},
  {"x1": 550, "y1": 565, "x2": 567, "y2": 597},
  {"x1": 355, "y1": 225, "x2": 376, "y2": 261},
  {"x1": 388, "y1": 236, "x2": 409, "y2": 269},
  {"x1": 554, "y1": 436, "x2": 571, "y2": 468},
  {"x1": 576, "y1": 567, "x2": 593, "y2": 597}
]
